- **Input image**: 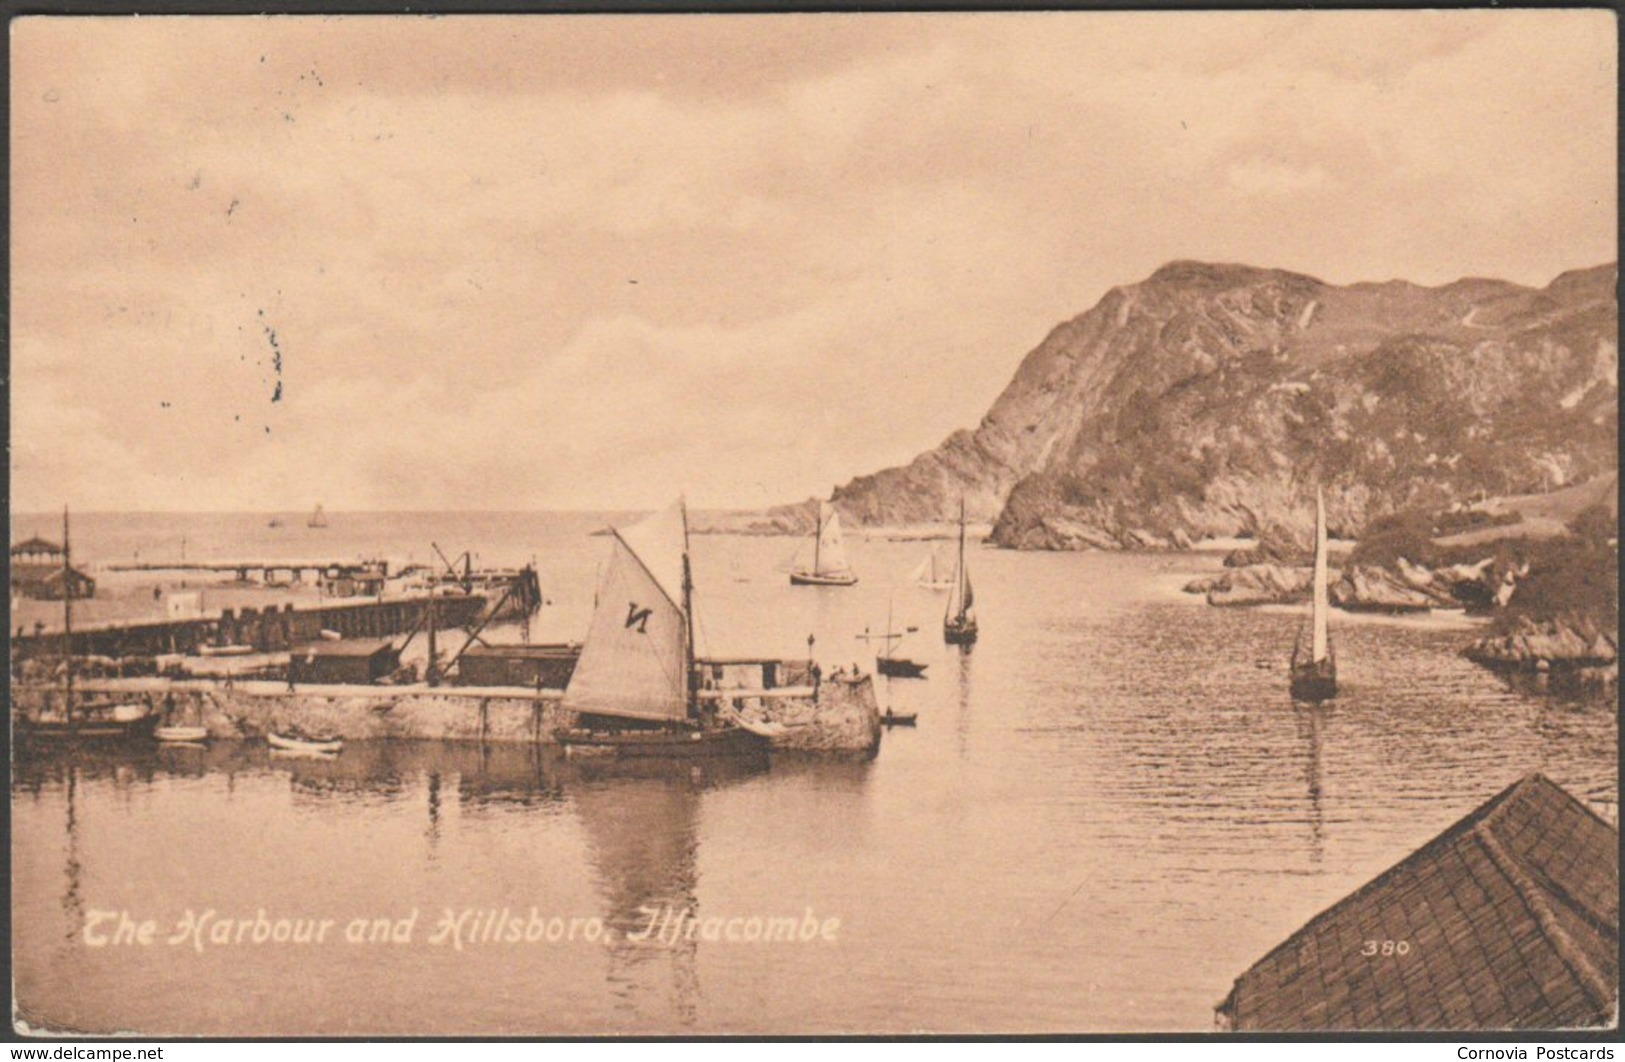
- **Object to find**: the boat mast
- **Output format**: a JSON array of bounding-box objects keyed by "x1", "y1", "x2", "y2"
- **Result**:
[
  {"x1": 62, "y1": 506, "x2": 75, "y2": 730},
  {"x1": 426, "y1": 588, "x2": 438, "y2": 686},
  {"x1": 681, "y1": 500, "x2": 699, "y2": 717},
  {"x1": 1311, "y1": 486, "x2": 1329, "y2": 664},
  {"x1": 954, "y1": 498, "x2": 967, "y2": 621}
]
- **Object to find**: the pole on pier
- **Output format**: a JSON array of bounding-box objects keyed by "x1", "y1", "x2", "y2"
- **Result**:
[
  {"x1": 426, "y1": 591, "x2": 439, "y2": 687},
  {"x1": 63, "y1": 506, "x2": 75, "y2": 732}
]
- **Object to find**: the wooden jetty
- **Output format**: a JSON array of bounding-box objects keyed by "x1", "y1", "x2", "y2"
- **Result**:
[
  {"x1": 108, "y1": 559, "x2": 388, "y2": 583},
  {"x1": 12, "y1": 592, "x2": 487, "y2": 663}
]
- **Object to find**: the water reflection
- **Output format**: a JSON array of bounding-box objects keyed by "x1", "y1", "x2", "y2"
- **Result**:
[
  {"x1": 426, "y1": 771, "x2": 441, "y2": 854},
  {"x1": 62, "y1": 768, "x2": 82, "y2": 945},
  {"x1": 456, "y1": 744, "x2": 562, "y2": 810},
  {"x1": 1292, "y1": 704, "x2": 1328, "y2": 864},
  {"x1": 955, "y1": 643, "x2": 974, "y2": 760},
  {"x1": 562, "y1": 756, "x2": 767, "y2": 1029}
]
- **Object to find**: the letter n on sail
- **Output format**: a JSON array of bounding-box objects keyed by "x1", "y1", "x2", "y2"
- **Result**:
[{"x1": 563, "y1": 503, "x2": 691, "y2": 723}]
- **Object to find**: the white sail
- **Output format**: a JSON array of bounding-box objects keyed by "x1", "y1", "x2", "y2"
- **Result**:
[
  {"x1": 914, "y1": 546, "x2": 950, "y2": 588},
  {"x1": 814, "y1": 503, "x2": 853, "y2": 577},
  {"x1": 1311, "y1": 486, "x2": 1329, "y2": 663},
  {"x1": 947, "y1": 562, "x2": 975, "y2": 622},
  {"x1": 562, "y1": 502, "x2": 691, "y2": 723}
]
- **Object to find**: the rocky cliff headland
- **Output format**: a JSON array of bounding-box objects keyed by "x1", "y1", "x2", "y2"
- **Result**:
[{"x1": 827, "y1": 260, "x2": 1617, "y2": 551}]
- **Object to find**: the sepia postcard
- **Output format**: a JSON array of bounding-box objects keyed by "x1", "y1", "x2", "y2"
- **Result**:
[{"x1": 8, "y1": 9, "x2": 1618, "y2": 1039}]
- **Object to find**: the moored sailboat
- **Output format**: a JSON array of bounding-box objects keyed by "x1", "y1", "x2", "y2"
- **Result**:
[
  {"x1": 557, "y1": 501, "x2": 768, "y2": 758},
  {"x1": 859, "y1": 599, "x2": 927, "y2": 678},
  {"x1": 15, "y1": 507, "x2": 159, "y2": 746},
  {"x1": 789, "y1": 501, "x2": 858, "y2": 586},
  {"x1": 1289, "y1": 487, "x2": 1337, "y2": 702},
  {"x1": 943, "y1": 499, "x2": 978, "y2": 645},
  {"x1": 308, "y1": 504, "x2": 329, "y2": 529}
]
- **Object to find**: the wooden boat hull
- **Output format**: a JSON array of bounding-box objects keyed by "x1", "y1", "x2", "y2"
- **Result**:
[
  {"x1": 16, "y1": 712, "x2": 159, "y2": 743},
  {"x1": 944, "y1": 619, "x2": 978, "y2": 645},
  {"x1": 880, "y1": 711, "x2": 917, "y2": 726},
  {"x1": 1290, "y1": 659, "x2": 1337, "y2": 702},
  {"x1": 876, "y1": 657, "x2": 928, "y2": 678},
  {"x1": 267, "y1": 731, "x2": 344, "y2": 754},
  {"x1": 156, "y1": 725, "x2": 210, "y2": 743},
  {"x1": 555, "y1": 725, "x2": 767, "y2": 759},
  {"x1": 790, "y1": 571, "x2": 858, "y2": 587}
]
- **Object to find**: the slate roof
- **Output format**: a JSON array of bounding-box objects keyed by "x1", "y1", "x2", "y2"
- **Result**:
[
  {"x1": 10, "y1": 536, "x2": 63, "y2": 556},
  {"x1": 1218, "y1": 774, "x2": 1619, "y2": 1031}
]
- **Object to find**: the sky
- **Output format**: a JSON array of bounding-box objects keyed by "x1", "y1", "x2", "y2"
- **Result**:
[{"x1": 9, "y1": 11, "x2": 1617, "y2": 512}]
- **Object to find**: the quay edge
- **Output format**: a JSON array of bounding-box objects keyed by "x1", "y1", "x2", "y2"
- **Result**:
[{"x1": 11, "y1": 672, "x2": 883, "y2": 754}]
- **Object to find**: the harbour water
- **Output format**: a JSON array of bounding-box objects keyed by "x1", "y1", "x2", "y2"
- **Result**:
[{"x1": 11, "y1": 512, "x2": 1618, "y2": 1035}]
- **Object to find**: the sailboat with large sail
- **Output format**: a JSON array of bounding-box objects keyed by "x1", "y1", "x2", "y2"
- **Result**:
[
  {"x1": 1289, "y1": 486, "x2": 1337, "y2": 702},
  {"x1": 943, "y1": 500, "x2": 978, "y2": 645},
  {"x1": 308, "y1": 504, "x2": 329, "y2": 529},
  {"x1": 556, "y1": 501, "x2": 768, "y2": 757},
  {"x1": 789, "y1": 501, "x2": 858, "y2": 586},
  {"x1": 912, "y1": 545, "x2": 954, "y2": 591}
]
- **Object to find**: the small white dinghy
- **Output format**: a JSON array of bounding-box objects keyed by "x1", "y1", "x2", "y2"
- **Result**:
[
  {"x1": 156, "y1": 725, "x2": 209, "y2": 744},
  {"x1": 267, "y1": 728, "x2": 344, "y2": 755}
]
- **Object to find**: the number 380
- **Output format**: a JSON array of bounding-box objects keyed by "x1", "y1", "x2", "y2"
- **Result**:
[{"x1": 1361, "y1": 939, "x2": 1411, "y2": 956}]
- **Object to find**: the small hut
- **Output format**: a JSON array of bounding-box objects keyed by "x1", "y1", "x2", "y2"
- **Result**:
[
  {"x1": 1216, "y1": 774, "x2": 1618, "y2": 1031},
  {"x1": 288, "y1": 638, "x2": 400, "y2": 685},
  {"x1": 452, "y1": 643, "x2": 580, "y2": 689}
]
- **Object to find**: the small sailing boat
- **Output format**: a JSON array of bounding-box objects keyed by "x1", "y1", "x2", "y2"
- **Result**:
[
  {"x1": 556, "y1": 501, "x2": 767, "y2": 758},
  {"x1": 912, "y1": 545, "x2": 954, "y2": 591},
  {"x1": 16, "y1": 508, "x2": 159, "y2": 746},
  {"x1": 308, "y1": 504, "x2": 329, "y2": 529},
  {"x1": 943, "y1": 499, "x2": 978, "y2": 645},
  {"x1": 880, "y1": 708, "x2": 918, "y2": 726},
  {"x1": 789, "y1": 501, "x2": 858, "y2": 586},
  {"x1": 268, "y1": 516, "x2": 285, "y2": 528},
  {"x1": 1289, "y1": 487, "x2": 1337, "y2": 702},
  {"x1": 859, "y1": 599, "x2": 927, "y2": 679}
]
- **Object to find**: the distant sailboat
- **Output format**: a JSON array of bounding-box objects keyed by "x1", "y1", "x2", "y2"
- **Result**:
[
  {"x1": 308, "y1": 504, "x2": 329, "y2": 529},
  {"x1": 789, "y1": 501, "x2": 857, "y2": 587},
  {"x1": 267, "y1": 516, "x2": 285, "y2": 529},
  {"x1": 912, "y1": 545, "x2": 953, "y2": 591},
  {"x1": 556, "y1": 500, "x2": 767, "y2": 757},
  {"x1": 943, "y1": 500, "x2": 978, "y2": 645},
  {"x1": 1289, "y1": 487, "x2": 1337, "y2": 701}
]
